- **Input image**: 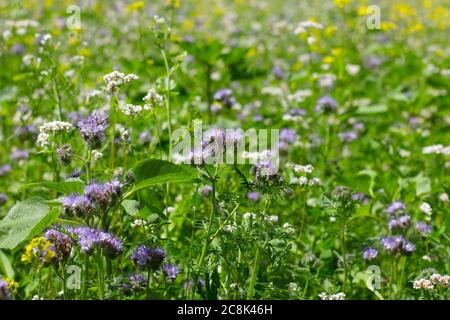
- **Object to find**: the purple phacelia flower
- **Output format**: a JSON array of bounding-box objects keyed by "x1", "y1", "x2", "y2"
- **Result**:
[
  {"x1": 68, "y1": 227, "x2": 123, "y2": 258},
  {"x1": 45, "y1": 229, "x2": 73, "y2": 262},
  {"x1": 0, "y1": 164, "x2": 12, "y2": 177},
  {"x1": 247, "y1": 191, "x2": 260, "y2": 202},
  {"x1": 0, "y1": 277, "x2": 13, "y2": 300},
  {"x1": 0, "y1": 193, "x2": 8, "y2": 206},
  {"x1": 415, "y1": 222, "x2": 432, "y2": 235},
  {"x1": 10, "y1": 149, "x2": 29, "y2": 161},
  {"x1": 272, "y1": 66, "x2": 285, "y2": 79},
  {"x1": 214, "y1": 89, "x2": 236, "y2": 108},
  {"x1": 339, "y1": 131, "x2": 358, "y2": 143},
  {"x1": 380, "y1": 235, "x2": 415, "y2": 255},
  {"x1": 362, "y1": 247, "x2": 378, "y2": 261},
  {"x1": 132, "y1": 245, "x2": 166, "y2": 270},
  {"x1": 385, "y1": 201, "x2": 406, "y2": 216},
  {"x1": 85, "y1": 179, "x2": 123, "y2": 210},
  {"x1": 388, "y1": 215, "x2": 411, "y2": 231},
  {"x1": 315, "y1": 96, "x2": 337, "y2": 113},
  {"x1": 77, "y1": 112, "x2": 108, "y2": 148},
  {"x1": 163, "y1": 264, "x2": 179, "y2": 281},
  {"x1": 62, "y1": 194, "x2": 95, "y2": 218},
  {"x1": 352, "y1": 192, "x2": 370, "y2": 205}
]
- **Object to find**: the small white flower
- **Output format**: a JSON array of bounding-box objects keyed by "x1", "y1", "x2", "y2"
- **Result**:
[
  {"x1": 119, "y1": 104, "x2": 143, "y2": 117},
  {"x1": 345, "y1": 64, "x2": 360, "y2": 76},
  {"x1": 230, "y1": 283, "x2": 239, "y2": 290},
  {"x1": 420, "y1": 202, "x2": 432, "y2": 215},
  {"x1": 413, "y1": 279, "x2": 434, "y2": 290},
  {"x1": 422, "y1": 255, "x2": 431, "y2": 261},
  {"x1": 163, "y1": 207, "x2": 175, "y2": 215},
  {"x1": 319, "y1": 292, "x2": 345, "y2": 300},
  {"x1": 266, "y1": 215, "x2": 279, "y2": 223},
  {"x1": 91, "y1": 150, "x2": 103, "y2": 161},
  {"x1": 293, "y1": 164, "x2": 314, "y2": 174},
  {"x1": 243, "y1": 212, "x2": 256, "y2": 220},
  {"x1": 439, "y1": 193, "x2": 449, "y2": 202},
  {"x1": 119, "y1": 127, "x2": 129, "y2": 141}
]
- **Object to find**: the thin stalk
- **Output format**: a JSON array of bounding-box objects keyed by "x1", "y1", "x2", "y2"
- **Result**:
[
  {"x1": 198, "y1": 178, "x2": 216, "y2": 269},
  {"x1": 97, "y1": 249, "x2": 105, "y2": 300},
  {"x1": 110, "y1": 94, "x2": 118, "y2": 168},
  {"x1": 341, "y1": 223, "x2": 347, "y2": 292},
  {"x1": 82, "y1": 255, "x2": 89, "y2": 300}
]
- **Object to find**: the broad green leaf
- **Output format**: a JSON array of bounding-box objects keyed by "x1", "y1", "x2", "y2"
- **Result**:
[
  {"x1": 130, "y1": 159, "x2": 197, "y2": 195},
  {"x1": 357, "y1": 169, "x2": 377, "y2": 198},
  {"x1": 356, "y1": 104, "x2": 387, "y2": 114},
  {"x1": 18, "y1": 179, "x2": 85, "y2": 195},
  {"x1": 0, "y1": 250, "x2": 14, "y2": 278},
  {"x1": 0, "y1": 198, "x2": 59, "y2": 249},
  {"x1": 121, "y1": 200, "x2": 140, "y2": 216},
  {"x1": 416, "y1": 175, "x2": 431, "y2": 196}
]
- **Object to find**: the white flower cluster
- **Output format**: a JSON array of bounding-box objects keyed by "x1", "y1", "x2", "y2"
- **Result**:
[
  {"x1": 413, "y1": 274, "x2": 450, "y2": 290},
  {"x1": 294, "y1": 20, "x2": 323, "y2": 35},
  {"x1": 37, "y1": 121, "x2": 73, "y2": 148},
  {"x1": 318, "y1": 292, "x2": 346, "y2": 300},
  {"x1": 420, "y1": 202, "x2": 432, "y2": 221},
  {"x1": 287, "y1": 89, "x2": 312, "y2": 103},
  {"x1": 290, "y1": 163, "x2": 321, "y2": 186},
  {"x1": 143, "y1": 88, "x2": 164, "y2": 110},
  {"x1": 422, "y1": 144, "x2": 450, "y2": 155},
  {"x1": 103, "y1": 71, "x2": 138, "y2": 93},
  {"x1": 119, "y1": 104, "x2": 143, "y2": 117},
  {"x1": 3, "y1": 20, "x2": 39, "y2": 38},
  {"x1": 91, "y1": 150, "x2": 103, "y2": 161},
  {"x1": 131, "y1": 219, "x2": 149, "y2": 229}
]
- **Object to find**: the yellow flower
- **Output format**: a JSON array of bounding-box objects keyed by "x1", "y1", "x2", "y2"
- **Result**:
[
  {"x1": 4, "y1": 278, "x2": 19, "y2": 293},
  {"x1": 334, "y1": 0, "x2": 351, "y2": 9},
  {"x1": 381, "y1": 21, "x2": 398, "y2": 31},
  {"x1": 126, "y1": 1, "x2": 145, "y2": 11},
  {"x1": 408, "y1": 23, "x2": 423, "y2": 33},
  {"x1": 21, "y1": 237, "x2": 56, "y2": 265},
  {"x1": 357, "y1": 6, "x2": 368, "y2": 16},
  {"x1": 331, "y1": 48, "x2": 343, "y2": 57},
  {"x1": 323, "y1": 56, "x2": 334, "y2": 64},
  {"x1": 325, "y1": 26, "x2": 337, "y2": 37}
]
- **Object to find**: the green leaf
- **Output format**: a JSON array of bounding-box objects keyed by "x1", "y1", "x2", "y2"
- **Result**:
[
  {"x1": 0, "y1": 250, "x2": 14, "y2": 278},
  {"x1": 416, "y1": 175, "x2": 431, "y2": 196},
  {"x1": 18, "y1": 179, "x2": 85, "y2": 195},
  {"x1": 130, "y1": 159, "x2": 197, "y2": 195},
  {"x1": 356, "y1": 104, "x2": 388, "y2": 114},
  {"x1": 0, "y1": 198, "x2": 59, "y2": 249},
  {"x1": 121, "y1": 200, "x2": 140, "y2": 216}
]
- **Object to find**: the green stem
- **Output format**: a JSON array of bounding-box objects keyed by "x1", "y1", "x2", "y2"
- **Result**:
[
  {"x1": 97, "y1": 250, "x2": 105, "y2": 300},
  {"x1": 110, "y1": 94, "x2": 118, "y2": 169},
  {"x1": 82, "y1": 255, "x2": 89, "y2": 300}
]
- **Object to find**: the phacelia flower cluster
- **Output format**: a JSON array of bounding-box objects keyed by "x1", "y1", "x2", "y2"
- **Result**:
[
  {"x1": 380, "y1": 235, "x2": 415, "y2": 255},
  {"x1": 68, "y1": 227, "x2": 123, "y2": 258},
  {"x1": 44, "y1": 229, "x2": 73, "y2": 262},
  {"x1": 132, "y1": 245, "x2": 166, "y2": 270},
  {"x1": 77, "y1": 112, "x2": 108, "y2": 148}
]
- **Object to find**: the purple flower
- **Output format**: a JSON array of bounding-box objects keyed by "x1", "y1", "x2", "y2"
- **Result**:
[
  {"x1": 67, "y1": 169, "x2": 82, "y2": 179},
  {"x1": 85, "y1": 179, "x2": 123, "y2": 210},
  {"x1": 132, "y1": 245, "x2": 166, "y2": 270},
  {"x1": 388, "y1": 215, "x2": 411, "y2": 231},
  {"x1": 200, "y1": 185, "x2": 213, "y2": 197},
  {"x1": 362, "y1": 247, "x2": 378, "y2": 261},
  {"x1": 77, "y1": 112, "x2": 108, "y2": 148},
  {"x1": 45, "y1": 229, "x2": 73, "y2": 262},
  {"x1": 0, "y1": 164, "x2": 12, "y2": 177},
  {"x1": 272, "y1": 66, "x2": 285, "y2": 79},
  {"x1": 62, "y1": 194, "x2": 95, "y2": 218},
  {"x1": 0, "y1": 193, "x2": 8, "y2": 206},
  {"x1": 415, "y1": 222, "x2": 432, "y2": 235},
  {"x1": 280, "y1": 128, "x2": 297, "y2": 143},
  {"x1": 57, "y1": 144, "x2": 73, "y2": 166},
  {"x1": 163, "y1": 264, "x2": 179, "y2": 281},
  {"x1": 0, "y1": 277, "x2": 13, "y2": 300},
  {"x1": 339, "y1": 131, "x2": 358, "y2": 143},
  {"x1": 385, "y1": 201, "x2": 406, "y2": 216},
  {"x1": 15, "y1": 125, "x2": 37, "y2": 141},
  {"x1": 11, "y1": 43, "x2": 25, "y2": 54},
  {"x1": 119, "y1": 274, "x2": 147, "y2": 296},
  {"x1": 250, "y1": 161, "x2": 277, "y2": 180},
  {"x1": 10, "y1": 149, "x2": 29, "y2": 161},
  {"x1": 247, "y1": 191, "x2": 260, "y2": 202},
  {"x1": 315, "y1": 96, "x2": 337, "y2": 113},
  {"x1": 380, "y1": 235, "x2": 415, "y2": 255},
  {"x1": 352, "y1": 192, "x2": 369, "y2": 205},
  {"x1": 138, "y1": 131, "x2": 152, "y2": 145},
  {"x1": 68, "y1": 227, "x2": 123, "y2": 258},
  {"x1": 214, "y1": 89, "x2": 236, "y2": 108}
]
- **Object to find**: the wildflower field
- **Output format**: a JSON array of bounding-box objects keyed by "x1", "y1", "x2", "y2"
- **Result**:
[{"x1": 0, "y1": 0, "x2": 449, "y2": 301}]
